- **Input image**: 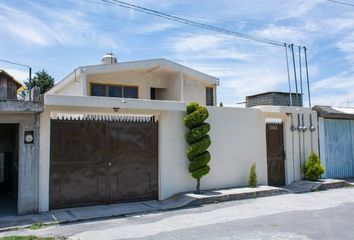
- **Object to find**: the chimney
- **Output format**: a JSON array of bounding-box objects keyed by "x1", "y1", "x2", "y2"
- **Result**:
[{"x1": 101, "y1": 53, "x2": 117, "y2": 64}]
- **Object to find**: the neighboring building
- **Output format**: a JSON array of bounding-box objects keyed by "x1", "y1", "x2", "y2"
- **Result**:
[
  {"x1": 0, "y1": 70, "x2": 22, "y2": 100},
  {"x1": 0, "y1": 70, "x2": 43, "y2": 215},
  {"x1": 314, "y1": 105, "x2": 354, "y2": 179},
  {"x1": 47, "y1": 54, "x2": 219, "y2": 106},
  {"x1": 246, "y1": 91, "x2": 302, "y2": 108}
]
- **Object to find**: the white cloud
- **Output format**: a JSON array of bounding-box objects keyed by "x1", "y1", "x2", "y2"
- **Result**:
[
  {"x1": 254, "y1": 25, "x2": 307, "y2": 45},
  {"x1": 170, "y1": 34, "x2": 251, "y2": 61},
  {"x1": 136, "y1": 22, "x2": 177, "y2": 34},
  {"x1": 0, "y1": 2, "x2": 117, "y2": 48},
  {"x1": 311, "y1": 73, "x2": 354, "y2": 106}
]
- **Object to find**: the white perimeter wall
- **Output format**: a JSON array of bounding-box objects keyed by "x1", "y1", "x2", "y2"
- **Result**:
[
  {"x1": 159, "y1": 106, "x2": 268, "y2": 199},
  {"x1": 39, "y1": 96, "x2": 319, "y2": 211}
]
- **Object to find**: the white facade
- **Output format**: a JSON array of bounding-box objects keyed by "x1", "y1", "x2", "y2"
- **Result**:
[
  {"x1": 38, "y1": 94, "x2": 319, "y2": 212},
  {"x1": 47, "y1": 58, "x2": 219, "y2": 106}
]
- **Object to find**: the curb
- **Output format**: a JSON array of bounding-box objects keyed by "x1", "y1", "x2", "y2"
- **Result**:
[
  {"x1": 187, "y1": 188, "x2": 289, "y2": 206},
  {"x1": 0, "y1": 180, "x2": 350, "y2": 233}
]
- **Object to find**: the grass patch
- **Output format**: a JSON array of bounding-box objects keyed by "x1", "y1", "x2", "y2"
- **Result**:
[
  {"x1": 0, "y1": 236, "x2": 54, "y2": 240},
  {"x1": 27, "y1": 223, "x2": 46, "y2": 230}
]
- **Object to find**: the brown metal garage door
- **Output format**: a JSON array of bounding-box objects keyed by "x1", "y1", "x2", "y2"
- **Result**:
[{"x1": 50, "y1": 118, "x2": 158, "y2": 209}]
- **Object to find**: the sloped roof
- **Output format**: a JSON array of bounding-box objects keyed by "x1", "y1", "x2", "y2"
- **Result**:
[
  {"x1": 313, "y1": 105, "x2": 354, "y2": 120},
  {"x1": 48, "y1": 58, "x2": 219, "y2": 94},
  {"x1": 0, "y1": 69, "x2": 23, "y2": 89}
]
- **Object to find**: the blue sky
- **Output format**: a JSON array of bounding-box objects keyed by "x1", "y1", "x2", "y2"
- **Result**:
[{"x1": 0, "y1": 0, "x2": 354, "y2": 107}]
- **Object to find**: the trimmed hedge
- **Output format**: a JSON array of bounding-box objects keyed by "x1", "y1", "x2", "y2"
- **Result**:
[{"x1": 184, "y1": 102, "x2": 211, "y2": 194}]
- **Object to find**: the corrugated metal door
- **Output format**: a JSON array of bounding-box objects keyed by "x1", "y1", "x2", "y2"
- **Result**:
[
  {"x1": 50, "y1": 119, "x2": 158, "y2": 209},
  {"x1": 324, "y1": 119, "x2": 354, "y2": 178}
]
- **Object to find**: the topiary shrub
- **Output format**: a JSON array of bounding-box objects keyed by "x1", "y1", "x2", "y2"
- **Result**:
[
  {"x1": 248, "y1": 163, "x2": 257, "y2": 188},
  {"x1": 303, "y1": 152, "x2": 325, "y2": 181},
  {"x1": 184, "y1": 102, "x2": 211, "y2": 194}
]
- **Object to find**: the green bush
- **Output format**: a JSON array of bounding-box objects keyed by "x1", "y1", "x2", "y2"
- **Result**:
[
  {"x1": 184, "y1": 102, "x2": 211, "y2": 194},
  {"x1": 248, "y1": 163, "x2": 257, "y2": 188},
  {"x1": 303, "y1": 152, "x2": 325, "y2": 181}
]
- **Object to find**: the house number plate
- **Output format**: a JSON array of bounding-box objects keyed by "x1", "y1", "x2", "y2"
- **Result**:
[{"x1": 269, "y1": 125, "x2": 278, "y2": 130}]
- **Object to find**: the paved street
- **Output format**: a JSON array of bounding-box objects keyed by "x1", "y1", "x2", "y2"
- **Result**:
[{"x1": 1, "y1": 187, "x2": 354, "y2": 240}]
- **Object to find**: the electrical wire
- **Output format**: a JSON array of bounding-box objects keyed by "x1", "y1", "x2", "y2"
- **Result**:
[
  {"x1": 324, "y1": 0, "x2": 354, "y2": 7},
  {"x1": 102, "y1": 0, "x2": 286, "y2": 47}
]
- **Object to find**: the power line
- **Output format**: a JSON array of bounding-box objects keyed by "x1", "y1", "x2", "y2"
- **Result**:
[
  {"x1": 324, "y1": 0, "x2": 354, "y2": 7},
  {"x1": 29, "y1": 0, "x2": 354, "y2": 41},
  {"x1": 102, "y1": 0, "x2": 286, "y2": 47}
]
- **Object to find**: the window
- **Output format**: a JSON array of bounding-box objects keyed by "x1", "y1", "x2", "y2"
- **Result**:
[
  {"x1": 206, "y1": 87, "x2": 214, "y2": 106},
  {"x1": 123, "y1": 86, "x2": 138, "y2": 98},
  {"x1": 108, "y1": 86, "x2": 122, "y2": 98},
  {"x1": 91, "y1": 84, "x2": 106, "y2": 97},
  {"x1": 91, "y1": 84, "x2": 138, "y2": 98}
]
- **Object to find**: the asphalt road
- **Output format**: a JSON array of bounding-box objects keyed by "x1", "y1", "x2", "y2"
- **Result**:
[{"x1": 1, "y1": 187, "x2": 354, "y2": 240}]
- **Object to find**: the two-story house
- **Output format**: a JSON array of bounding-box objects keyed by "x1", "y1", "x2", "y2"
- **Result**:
[
  {"x1": 36, "y1": 54, "x2": 219, "y2": 212},
  {"x1": 47, "y1": 53, "x2": 219, "y2": 106}
]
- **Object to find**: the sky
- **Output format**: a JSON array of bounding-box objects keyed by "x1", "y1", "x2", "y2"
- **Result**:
[{"x1": 0, "y1": 0, "x2": 354, "y2": 107}]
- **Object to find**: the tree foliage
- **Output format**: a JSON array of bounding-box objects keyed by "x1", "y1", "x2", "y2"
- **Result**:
[
  {"x1": 184, "y1": 102, "x2": 211, "y2": 194},
  {"x1": 303, "y1": 153, "x2": 325, "y2": 181},
  {"x1": 21, "y1": 69, "x2": 54, "y2": 97}
]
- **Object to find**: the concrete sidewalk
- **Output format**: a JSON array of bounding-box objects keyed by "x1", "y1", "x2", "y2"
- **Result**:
[
  {"x1": 0, "y1": 185, "x2": 287, "y2": 231},
  {"x1": 286, "y1": 178, "x2": 349, "y2": 193},
  {"x1": 0, "y1": 179, "x2": 350, "y2": 232}
]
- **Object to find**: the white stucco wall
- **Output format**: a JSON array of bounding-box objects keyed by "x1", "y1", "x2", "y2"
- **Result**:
[
  {"x1": 158, "y1": 106, "x2": 268, "y2": 199},
  {"x1": 38, "y1": 95, "x2": 319, "y2": 211}
]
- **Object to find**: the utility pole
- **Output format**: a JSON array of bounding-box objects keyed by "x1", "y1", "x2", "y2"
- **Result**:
[{"x1": 303, "y1": 47, "x2": 311, "y2": 108}]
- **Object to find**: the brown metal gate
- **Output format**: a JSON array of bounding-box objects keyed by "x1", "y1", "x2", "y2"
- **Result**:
[
  {"x1": 50, "y1": 119, "x2": 158, "y2": 209},
  {"x1": 266, "y1": 123, "x2": 285, "y2": 187}
]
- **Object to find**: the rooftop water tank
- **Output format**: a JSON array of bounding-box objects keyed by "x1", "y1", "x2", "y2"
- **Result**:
[{"x1": 101, "y1": 53, "x2": 117, "y2": 64}]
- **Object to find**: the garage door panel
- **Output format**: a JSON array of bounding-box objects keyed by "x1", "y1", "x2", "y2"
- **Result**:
[
  {"x1": 50, "y1": 119, "x2": 158, "y2": 209},
  {"x1": 50, "y1": 164, "x2": 107, "y2": 209},
  {"x1": 108, "y1": 122, "x2": 158, "y2": 202}
]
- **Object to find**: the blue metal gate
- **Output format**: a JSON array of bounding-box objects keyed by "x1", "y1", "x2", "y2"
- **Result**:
[{"x1": 324, "y1": 119, "x2": 354, "y2": 178}]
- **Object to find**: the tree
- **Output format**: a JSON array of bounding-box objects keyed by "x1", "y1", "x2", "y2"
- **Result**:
[
  {"x1": 21, "y1": 69, "x2": 54, "y2": 97},
  {"x1": 303, "y1": 153, "x2": 325, "y2": 181},
  {"x1": 184, "y1": 102, "x2": 211, "y2": 194},
  {"x1": 248, "y1": 163, "x2": 257, "y2": 188},
  {"x1": 219, "y1": 102, "x2": 224, "y2": 107}
]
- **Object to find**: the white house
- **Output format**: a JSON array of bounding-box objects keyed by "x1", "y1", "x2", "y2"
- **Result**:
[
  {"x1": 47, "y1": 54, "x2": 219, "y2": 106},
  {"x1": 1, "y1": 55, "x2": 320, "y2": 215}
]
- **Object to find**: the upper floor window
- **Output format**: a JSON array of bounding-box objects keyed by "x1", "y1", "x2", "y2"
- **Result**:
[
  {"x1": 206, "y1": 87, "x2": 214, "y2": 106},
  {"x1": 91, "y1": 84, "x2": 138, "y2": 98}
]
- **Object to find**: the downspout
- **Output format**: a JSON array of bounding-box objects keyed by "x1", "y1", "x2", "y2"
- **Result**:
[
  {"x1": 180, "y1": 71, "x2": 184, "y2": 102},
  {"x1": 82, "y1": 68, "x2": 87, "y2": 96},
  {"x1": 289, "y1": 113, "x2": 296, "y2": 182},
  {"x1": 297, "y1": 113, "x2": 303, "y2": 179},
  {"x1": 214, "y1": 83, "x2": 217, "y2": 106}
]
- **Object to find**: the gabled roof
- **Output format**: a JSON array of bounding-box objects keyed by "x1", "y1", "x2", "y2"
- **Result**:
[
  {"x1": 313, "y1": 105, "x2": 354, "y2": 120},
  {"x1": 0, "y1": 69, "x2": 23, "y2": 89},
  {"x1": 48, "y1": 58, "x2": 219, "y2": 94}
]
